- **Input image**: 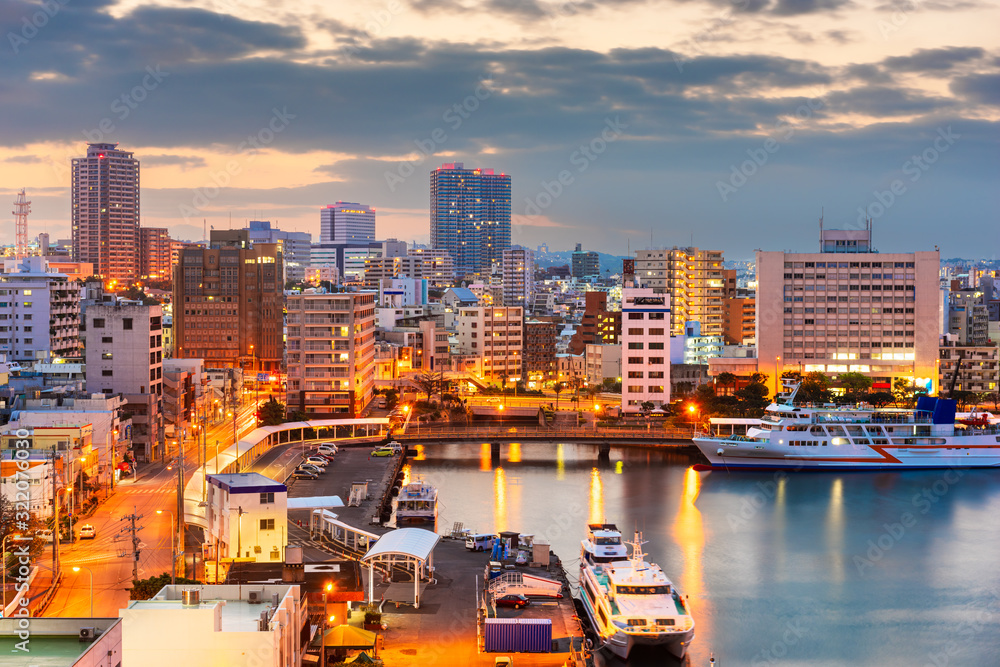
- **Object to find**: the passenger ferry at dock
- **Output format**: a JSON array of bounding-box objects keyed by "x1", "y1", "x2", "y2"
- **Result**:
[
  {"x1": 578, "y1": 531, "x2": 695, "y2": 660},
  {"x1": 692, "y1": 382, "x2": 1000, "y2": 470},
  {"x1": 580, "y1": 523, "x2": 628, "y2": 565},
  {"x1": 394, "y1": 480, "x2": 438, "y2": 522}
]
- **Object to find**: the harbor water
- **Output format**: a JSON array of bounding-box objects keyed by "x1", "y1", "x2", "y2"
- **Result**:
[{"x1": 406, "y1": 441, "x2": 1000, "y2": 666}]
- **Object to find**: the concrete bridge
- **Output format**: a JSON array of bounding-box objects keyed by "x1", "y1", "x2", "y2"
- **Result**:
[{"x1": 393, "y1": 424, "x2": 697, "y2": 448}]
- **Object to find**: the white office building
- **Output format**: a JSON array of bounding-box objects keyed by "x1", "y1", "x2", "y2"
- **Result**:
[
  {"x1": 621, "y1": 287, "x2": 671, "y2": 412},
  {"x1": 502, "y1": 247, "x2": 535, "y2": 308},
  {"x1": 0, "y1": 256, "x2": 82, "y2": 365},
  {"x1": 246, "y1": 221, "x2": 312, "y2": 283},
  {"x1": 320, "y1": 202, "x2": 375, "y2": 244}
]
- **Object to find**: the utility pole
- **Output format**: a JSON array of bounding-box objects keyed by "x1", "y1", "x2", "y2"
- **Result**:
[
  {"x1": 120, "y1": 510, "x2": 144, "y2": 582},
  {"x1": 50, "y1": 448, "x2": 60, "y2": 575},
  {"x1": 176, "y1": 442, "x2": 185, "y2": 579}
]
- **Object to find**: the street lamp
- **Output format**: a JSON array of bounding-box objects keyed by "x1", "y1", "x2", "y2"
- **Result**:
[
  {"x1": 498, "y1": 403, "x2": 504, "y2": 429},
  {"x1": 321, "y1": 582, "x2": 333, "y2": 667},
  {"x1": 2, "y1": 533, "x2": 23, "y2": 613},
  {"x1": 72, "y1": 566, "x2": 94, "y2": 617},
  {"x1": 156, "y1": 509, "x2": 177, "y2": 586}
]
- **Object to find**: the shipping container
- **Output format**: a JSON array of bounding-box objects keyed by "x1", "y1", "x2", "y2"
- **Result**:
[{"x1": 484, "y1": 618, "x2": 552, "y2": 653}]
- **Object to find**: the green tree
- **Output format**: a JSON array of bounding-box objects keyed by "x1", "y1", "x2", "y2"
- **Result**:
[
  {"x1": 799, "y1": 371, "x2": 832, "y2": 404},
  {"x1": 748, "y1": 372, "x2": 769, "y2": 387},
  {"x1": 868, "y1": 391, "x2": 895, "y2": 408},
  {"x1": 838, "y1": 372, "x2": 873, "y2": 403},
  {"x1": 256, "y1": 397, "x2": 286, "y2": 426},
  {"x1": 412, "y1": 371, "x2": 444, "y2": 402},
  {"x1": 715, "y1": 372, "x2": 737, "y2": 396}
]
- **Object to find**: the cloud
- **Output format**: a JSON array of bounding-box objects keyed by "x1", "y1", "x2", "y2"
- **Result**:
[
  {"x1": 950, "y1": 73, "x2": 1000, "y2": 106},
  {"x1": 3, "y1": 155, "x2": 44, "y2": 164},
  {"x1": 882, "y1": 47, "x2": 986, "y2": 73},
  {"x1": 141, "y1": 154, "x2": 208, "y2": 169}
]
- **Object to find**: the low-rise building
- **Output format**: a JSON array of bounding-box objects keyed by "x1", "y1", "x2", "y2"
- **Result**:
[
  {"x1": 621, "y1": 287, "x2": 671, "y2": 412},
  {"x1": 585, "y1": 343, "x2": 622, "y2": 385},
  {"x1": 455, "y1": 306, "x2": 523, "y2": 384},
  {"x1": 206, "y1": 472, "x2": 288, "y2": 562},
  {"x1": 524, "y1": 319, "x2": 558, "y2": 383}
]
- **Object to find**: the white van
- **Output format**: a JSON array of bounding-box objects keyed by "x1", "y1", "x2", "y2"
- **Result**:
[{"x1": 465, "y1": 533, "x2": 495, "y2": 552}]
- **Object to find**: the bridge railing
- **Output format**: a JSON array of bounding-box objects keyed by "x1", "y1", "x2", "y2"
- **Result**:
[{"x1": 395, "y1": 424, "x2": 695, "y2": 441}]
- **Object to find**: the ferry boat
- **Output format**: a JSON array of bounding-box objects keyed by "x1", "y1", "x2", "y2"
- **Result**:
[
  {"x1": 395, "y1": 480, "x2": 438, "y2": 522},
  {"x1": 692, "y1": 382, "x2": 1000, "y2": 470},
  {"x1": 578, "y1": 531, "x2": 695, "y2": 660},
  {"x1": 580, "y1": 523, "x2": 628, "y2": 565}
]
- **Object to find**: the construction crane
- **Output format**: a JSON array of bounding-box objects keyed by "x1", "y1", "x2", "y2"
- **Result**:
[
  {"x1": 13, "y1": 189, "x2": 30, "y2": 259},
  {"x1": 946, "y1": 350, "x2": 964, "y2": 398}
]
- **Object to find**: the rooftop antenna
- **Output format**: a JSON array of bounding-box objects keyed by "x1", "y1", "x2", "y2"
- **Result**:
[
  {"x1": 13, "y1": 189, "x2": 30, "y2": 260},
  {"x1": 819, "y1": 207, "x2": 823, "y2": 252}
]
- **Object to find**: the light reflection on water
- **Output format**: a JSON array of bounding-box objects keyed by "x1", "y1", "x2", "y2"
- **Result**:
[{"x1": 411, "y1": 442, "x2": 1000, "y2": 666}]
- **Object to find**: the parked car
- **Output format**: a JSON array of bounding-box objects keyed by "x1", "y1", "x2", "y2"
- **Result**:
[
  {"x1": 317, "y1": 446, "x2": 337, "y2": 457},
  {"x1": 385, "y1": 441, "x2": 403, "y2": 454},
  {"x1": 304, "y1": 457, "x2": 329, "y2": 468},
  {"x1": 318, "y1": 443, "x2": 338, "y2": 454},
  {"x1": 495, "y1": 594, "x2": 530, "y2": 609},
  {"x1": 291, "y1": 470, "x2": 318, "y2": 480},
  {"x1": 36, "y1": 528, "x2": 54, "y2": 543},
  {"x1": 370, "y1": 447, "x2": 395, "y2": 457},
  {"x1": 312, "y1": 452, "x2": 335, "y2": 462},
  {"x1": 297, "y1": 464, "x2": 324, "y2": 475},
  {"x1": 494, "y1": 658, "x2": 513, "y2": 667},
  {"x1": 78, "y1": 524, "x2": 96, "y2": 540}
]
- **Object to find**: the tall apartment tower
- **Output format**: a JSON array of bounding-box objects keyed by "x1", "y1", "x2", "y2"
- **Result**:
[
  {"x1": 320, "y1": 202, "x2": 375, "y2": 244},
  {"x1": 84, "y1": 303, "x2": 163, "y2": 461},
  {"x1": 756, "y1": 224, "x2": 940, "y2": 396},
  {"x1": 71, "y1": 143, "x2": 140, "y2": 282},
  {"x1": 635, "y1": 247, "x2": 725, "y2": 337},
  {"x1": 430, "y1": 163, "x2": 511, "y2": 277},
  {"x1": 620, "y1": 287, "x2": 671, "y2": 412},
  {"x1": 285, "y1": 290, "x2": 377, "y2": 418},
  {"x1": 172, "y1": 230, "x2": 283, "y2": 372},
  {"x1": 0, "y1": 257, "x2": 82, "y2": 363},
  {"x1": 140, "y1": 227, "x2": 171, "y2": 283},
  {"x1": 502, "y1": 247, "x2": 535, "y2": 308},
  {"x1": 572, "y1": 243, "x2": 600, "y2": 279}
]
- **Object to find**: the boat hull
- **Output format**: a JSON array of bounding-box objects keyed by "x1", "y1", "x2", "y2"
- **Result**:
[
  {"x1": 578, "y1": 590, "x2": 694, "y2": 660},
  {"x1": 693, "y1": 437, "x2": 1000, "y2": 471}
]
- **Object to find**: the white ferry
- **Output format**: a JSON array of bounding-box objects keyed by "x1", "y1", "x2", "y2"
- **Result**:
[
  {"x1": 395, "y1": 480, "x2": 438, "y2": 522},
  {"x1": 692, "y1": 382, "x2": 1000, "y2": 470},
  {"x1": 578, "y1": 531, "x2": 695, "y2": 660},
  {"x1": 580, "y1": 523, "x2": 628, "y2": 565}
]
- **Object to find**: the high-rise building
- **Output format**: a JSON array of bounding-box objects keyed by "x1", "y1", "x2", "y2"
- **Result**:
[
  {"x1": 502, "y1": 247, "x2": 535, "y2": 308},
  {"x1": 172, "y1": 231, "x2": 283, "y2": 372},
  {"x1": 0, "y1": 257, "x2": 82, "y2": 364},
  {"x1": 569, "y1": 292, "x2": 621, "y2": 355},
  {"x1": 320, "y1": 202, "x2": 375, "y2": 244},
  {"x1": 71, "y1": 143, "x2": 140, "y2": 282},
  {"x1": 430, "y1": 163, "x2": 511, "y2": 276},
  {"x1": 756, "y1": 224, "x2": 940, "y2": 396},
  {"x1": 139, "y1": 227, "x2": 171, "y2": 284},
  {"x1": 947, "y1": 290, "x2": 990, "y2": 346},
  {"x1": 407, "y1": 248, "x2": 455, "y2": 287},
  {"x1": 456, "y1": 306, "x2": 523, "y2": 383},
  {"x1": 524, "y1": 318, "x2": 558, "y2": 382},
  {"x1": 723, "y1": 297, "x2": 756, "y2": 345},
  {"x1": 84, "y1": 303, "x2": 163, "y2": 461},
  {"x1": 246, "y1": 220, "x2": 312, "y2": 283},
  {"x1": 635, "y1": 247, "x2": 725, "y2": 337},
  {"x1": 620, "y1": 287, "x2": 671, "y2": 412},
  {"x1": 571, "y1": 243, "x2": 600, "y2": 279},
  {"x1": 285, "y1": 290, "x2": 376, "y2": 418}
]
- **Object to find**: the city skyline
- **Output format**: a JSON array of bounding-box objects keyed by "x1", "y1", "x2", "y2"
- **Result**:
[{"x1": 1, "y1": 1, "x2": 998, "y2": 259}]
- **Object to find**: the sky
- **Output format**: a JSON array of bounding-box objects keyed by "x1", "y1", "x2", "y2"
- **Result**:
[{"x1": 1, "y1": 0, "x2": 998, "y2": 260}]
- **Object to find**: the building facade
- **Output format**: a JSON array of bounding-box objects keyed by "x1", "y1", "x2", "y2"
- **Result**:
[
  {"x1": 572, "y1": 244, "x2": 600, "y2": 279},
  {"x1": 84, "y1": 303, "x2": 163, "y2": 461},
  {"x1": 621, "y1": 287, "x2": 671, "y2": 412},
  {"x1": 0, "y1": 257, "x2": 82, "y2": 364},
  {"x1": 173, "y1": 231, "x2": 284, "y2": 373},
  {"x1": 285, "y1": 290, "x2": 376, "y2": 418},
  {"x1": 568, "y1": 292, "x2": 621, "y2": 355},
  {"x1": 524, "y1": 319, "x2": 558, "y2": 383},
  {"x1": 140, "y1": 227, "x2": 172, "y2": 284},
  {"x1": 502, "y1": 247, "x2": 535, "y2": 308},
  {"x1": 206, "y1": 472, "x2": 288, "y2": 562},
  {"x1": 456, "y1": 306, "x2": 523, "y2": 383},
  {"x1": 320, "y1": 202, "x2": 375, "y2": 244},
  {"x1": 635, "y1": 247, "x2": 725, "y2": 337},
  {"x1": 430, "y1": 163, "x2": 511, "y2": 276},
  {"x1": 723, "y1": 296, "x2": 756, "y2": 345},
  {"x1": 938, "y1": 338, "x2": 998, "y2": 394},
  {"x1": 71, "y1": 143, "x2": 140, "y2": 282},
  {"x1": 247, "y1": 221, "x2": 312, "y2": 283},
  {"x1": 756, "y1": 226, "x2": 940, "y2": 396}
]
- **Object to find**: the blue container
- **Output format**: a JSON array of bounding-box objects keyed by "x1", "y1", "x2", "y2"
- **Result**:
[
  {"x1": 484, "y1": 618, "x2": 552, "y2": 653},
  {"x1": 915, "y1": 395, "x2": 937, "y2": 418}
]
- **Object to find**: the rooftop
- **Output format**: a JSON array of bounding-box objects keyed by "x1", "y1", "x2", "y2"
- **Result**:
[{"x1": 208, "y1": 472, "x2": 287, "y2": 494}]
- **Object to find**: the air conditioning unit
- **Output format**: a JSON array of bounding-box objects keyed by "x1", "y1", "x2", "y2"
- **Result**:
[
  {"x1": 79, "y1": 627, "x2": 97, "y2": 642},
  {"x1": 248, "y1": 591, "x2": 262, "y2": 604}
]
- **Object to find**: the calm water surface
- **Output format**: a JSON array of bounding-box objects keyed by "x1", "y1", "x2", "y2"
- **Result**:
[{"x1": 405, "y1": 442, "x2": 1000, "y2": 666}]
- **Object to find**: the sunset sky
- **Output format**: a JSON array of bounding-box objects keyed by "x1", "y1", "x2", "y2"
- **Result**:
[{"x1": 2, "y1": 0, "x2": 998, "y2": 258}]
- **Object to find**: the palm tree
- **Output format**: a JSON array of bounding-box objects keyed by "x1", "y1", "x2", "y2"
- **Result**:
[{"x1": 553, "y1": 382, "x2": 566, "y2": 411}]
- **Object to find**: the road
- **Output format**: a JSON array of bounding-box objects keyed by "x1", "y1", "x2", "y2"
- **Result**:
[{"x1": 43, "y1": 393, "x2": 264, "y2": 617}]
